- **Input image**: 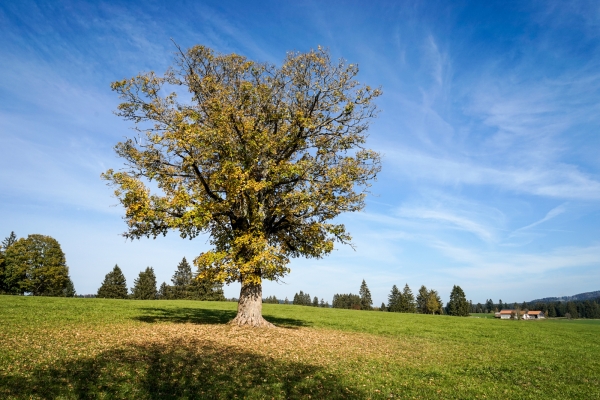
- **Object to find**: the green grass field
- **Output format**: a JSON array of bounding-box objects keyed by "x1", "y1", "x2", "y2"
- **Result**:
[{"x1": 1, "y1": 296, "x2": 599, "y2": 399}]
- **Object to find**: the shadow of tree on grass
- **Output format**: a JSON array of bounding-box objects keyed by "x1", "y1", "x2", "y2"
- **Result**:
[
  {"x1": 0, "y1": 338, "x2": 362, "y2": 399},
  {"x1": 134, "y1": 307, "x2": 309, "y2": 328}
]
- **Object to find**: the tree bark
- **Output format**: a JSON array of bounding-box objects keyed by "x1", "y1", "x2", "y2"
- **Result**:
[{"x1": 230, "y1": 280, "x2": 275, "y2": 327}]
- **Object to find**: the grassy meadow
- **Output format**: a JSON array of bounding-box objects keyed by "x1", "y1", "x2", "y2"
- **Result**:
[{"x1": 0, "y1": 296, "x2": 599, "y2": 399}]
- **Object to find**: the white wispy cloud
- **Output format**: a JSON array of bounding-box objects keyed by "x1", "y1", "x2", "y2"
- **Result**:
[
  {"x1": 384, "y1": 148, "x2": 600, "y2": 200},
  {"x1": 511, "y1": 204, "x2": 567, "y2": 234}
]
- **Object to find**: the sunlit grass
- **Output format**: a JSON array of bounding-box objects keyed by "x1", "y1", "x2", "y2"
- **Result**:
[{"x1": 1, "y1": 296, "x2": 598, "y2": 399}]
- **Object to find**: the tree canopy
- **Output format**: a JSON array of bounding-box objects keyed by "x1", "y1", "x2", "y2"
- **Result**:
[
  {"x1": 3, "y1": 234, "x2": 72, "y2": 296},
  {"x1": 102, "y1": 44, "x2": 381, "y2": 326}
]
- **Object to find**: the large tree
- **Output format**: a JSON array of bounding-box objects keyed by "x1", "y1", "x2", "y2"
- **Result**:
[
  {"x1": 416, "y1": 285, "x2": 428, "y2": 314},
  {"x1": 399, "y1": 283, "x2": 416, "y2": 313},
  {"x1": 359, "y1": 279, "x2": 373, "y2": 310},
  {"x1": 131, "y1": 267, "x2": 158, "y2": 300},
  {"x1": 447, "y1": 285, "x2": 470, "y2": 316},
  {"x1": 103, "y1": 45, "x2": 381, "y2": 326},
  {"x1": 3, "y1": 234, "x2": 71, "y2": 296},
  {"x1": 97, "y1": 265, "x2": 129, "y2": 299},
  {"x1": 387, "y1": 285, "x2": 401, "y2": 312},
  {"x1": 171, "y1": 257, "x2": 193, "y2": 299},
  {"x1": 0, "y1": 232, "x2": 17, "y2": 294}
]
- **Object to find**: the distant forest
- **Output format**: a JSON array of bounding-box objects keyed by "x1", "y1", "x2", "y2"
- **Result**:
[{"x1": 529, "y1": 290, "x2": 600, "y2": 303}]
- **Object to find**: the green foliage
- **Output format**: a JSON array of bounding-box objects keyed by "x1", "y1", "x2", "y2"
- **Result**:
[
  {"x1": 447, "y1": 285, "x2": 470, "y2": 316},
  {"x1": 359, "y1": 279, "x2": 372, "y2": 310},
  {"x1": 332, "y1": 293, "x2": 361, "y2": 309},
  {"x1": 416, "y1": 285, "x2": 428, "y2": 314},
  {"x1": 566, "y1": 301, "x2": 579, "y2": 319},
  {"x1": 158, "y1": 282, "x2": 170, "y2": 300},
  {"x1": 425, "y1": 290, "x2": 444, "y2": 315},
  {"x1": 312, "y1": 296, "x2": 319, "y2": 307},
  {"x1": 171, "y1": 257, "x2": 193, "y2": 299},
  {"x1": 0, "y1": 232, "x2": 16, "y2": 294},
  {"x1": 160, "y1": 258, "x2": 226, "y2": 301},
  {"x1": 131, "y1": 267, "x2": 157, "y2": 300},
  {"x1": 399, "y1": 284, "x2": 416, "y2": 313},
  {"x1": 63, "y1": 277, "x2": 76, "y2": 297},
  {"x1": 263, "y1": 296, "x2": 279, "y2": 304},
  {"x1": 187, "y1": 274, "x2": 226, "y2": 301},
  {"x1": 97, "y1": 265, "x2": 129, "y2": 299},
  {"x1": 389, "y1": 284, "x2": 416, "y2": 313},
  {"x1": 293, "y1": 291, "x2": 311, "y2": 306},
  {"x1": 387, "y1": 285, "x2": 401, "y2": 312},
  {"x1": 3, "y1": 234, "x2": 71, "y2": 296},
  {"x1": 102, "y1": 44, "x2": 381, "y2": 304},
  {"x1": 1, "y1": 231, "x2": 17, "y2": 250}
]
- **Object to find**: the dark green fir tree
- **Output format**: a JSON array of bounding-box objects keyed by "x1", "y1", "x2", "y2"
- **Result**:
[
  {"x1": 171, "y1": 257, "x2": 193, "y2": 299},
  {"x1": 187, "y1": 273, "x2": 226, "y2": 301},
  {"x1": 63, "y1": 277, "x2": 76, "y2": 297},
  {"x1": 158, "y1": 281, "x2": 171, "y2": 300},
  {"x1": 388, "y1": 284, "x2": 401, "y2": 312},
  {"x1": 416, "y1": 285, "x2": 428, "y2": 314},
  {"x1": 359, "y1": 279, "x2": 373, "y2": 310},
  {"x1": 97, "y1": 265, "x2": 129, "y2": 299},
  {"x1": 131, "y1": 267, "x2": 157, "y2": 300},
  {"x1": 399, "y1": 283, "x2": 416, "y2": 313},
  {"x1": 447, "y1": 285, "x2": 470, "y2": 316}
]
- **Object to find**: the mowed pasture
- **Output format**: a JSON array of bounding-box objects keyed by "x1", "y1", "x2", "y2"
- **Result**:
[{"x1": 0, "y1": 297, "x2": 599, "y2": 399}]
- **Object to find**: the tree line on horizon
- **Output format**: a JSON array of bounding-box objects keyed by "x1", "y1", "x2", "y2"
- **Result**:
[
  {"x1": 473, "y1": 298, "x2": 600, "y2": 319},
  {"x1": 287, "y1": 280, "x2": 470, "y2": 317},
  {"x1": 97, "y1": 257, "x2": 225, "y2": 301}
]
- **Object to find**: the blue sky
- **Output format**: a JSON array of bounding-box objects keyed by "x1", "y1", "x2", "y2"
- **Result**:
[{"x1": 1, "y1": 0, "x2": 599, "y2": 305}]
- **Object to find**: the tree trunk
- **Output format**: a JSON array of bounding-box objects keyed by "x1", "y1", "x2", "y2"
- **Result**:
[{"x1": 230, "y1": 280, "x2": 274, "y2": 328}]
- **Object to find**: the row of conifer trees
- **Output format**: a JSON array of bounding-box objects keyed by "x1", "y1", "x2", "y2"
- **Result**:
[
  {"x1": 288, "y1": 280, "x2": 471, "y2": 316},
  {"x1": 97, "y1": 257, "x2": 225, "y2": 300}
]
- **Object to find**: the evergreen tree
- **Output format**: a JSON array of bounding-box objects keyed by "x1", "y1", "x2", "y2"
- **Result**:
[
  {"x1": 284, "y1": 297, "x2": 289, "y2": 305},
  {"x1": 320, "y1": 298, "x2": 325, "y2": 307},
  {"x1": 293, "y1": 291, "x2": 311, "y2": 306},
  {"x1": 1, "y1": 232, "x2": 17, "y2": 251},
  {"x1": 447, "y1": 285, "x2": 470, "y2": 316},
  {"x1": 187, "y1": 273, "x2": 226, "y2": 301},
  {"x1": 97, "y1": 265, "x2": 129, "y2": 299},
  {"x1": 359, "y1": 279, "x2": 373, "y2": 310},
  {"x1": 0, "y1": 232, "x2": 16, "y2": 293},
  {"x1": 158, "y1": 282, "x2": 171, "y2": 299},
  {"x1": 332, "y1": 293, "x2": 361, "y2": 309},
  {"x1": 171, "y1": 257, "x2": 193, "y2": 299},
  {"x1": 498, "y1": 299, "x2": 503, "y2": 310},
  {"x1": 4, "y1": 234, "x2": 71, "y2": 296},
  {"x1": 380, "y1": 302, "x2": 387, "y2": 311},
  {"x1": 566, "y1": 301, "x2": 579, "y2": 319},
  {"x1": 312, "y1": 296, "x2": 319, "y2": 307},
  {"x1": 131, "y1": 267, "x2": 157, "y2": 300},
  {"x1": 416, "y1": 285, "x2": 428, "y2": 313},
  {"x1": 388, "y1": 285, "x2": 401, "y2": 312},
  {"x1": 63, "y1": 277, "x2": 76, "y2": 297},
  {"x1": 399, "y1": 283, "x2": 416, "y2": 313},
  {"x1": 485, "y1": 299, "x2": 494, "y2": 313}
]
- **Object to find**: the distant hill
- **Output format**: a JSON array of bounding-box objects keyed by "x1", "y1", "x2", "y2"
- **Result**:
[{"x1": 529, "y1": 290, "x2": 600, "y2": 303}]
